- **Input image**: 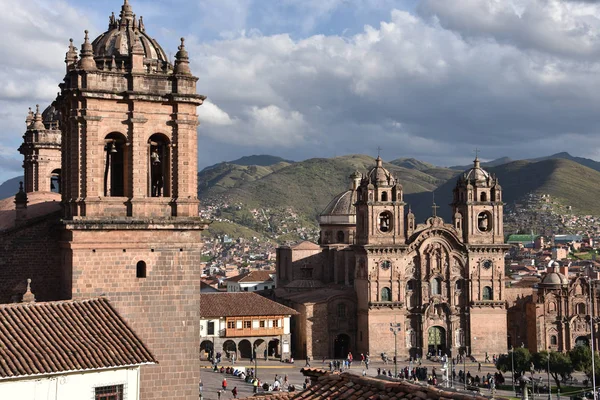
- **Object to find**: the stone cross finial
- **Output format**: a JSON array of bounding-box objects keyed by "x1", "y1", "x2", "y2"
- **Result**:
[
  {"x1": 431, "y1": 192, "x2": 439, "y2": 218},
  {"x1": 22, "y1": 279, "x2": 36, "y2": 303},
  {"x1": 377, "y1": 146, "x2": 382, "y2": 158}
]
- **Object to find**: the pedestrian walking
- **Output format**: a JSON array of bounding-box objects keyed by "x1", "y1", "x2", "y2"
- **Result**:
[
  {"x1": 232, "y1": 387, "x2": 238, "y2": 398},
  {"x1": 305, "y1": 356, "x2": 311, "y2": 367},
  {"x1": 222, "y1": 377, "x2": 227, "y2": 390}
]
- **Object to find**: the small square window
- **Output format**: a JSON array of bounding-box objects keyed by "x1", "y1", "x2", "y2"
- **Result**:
[
  {"x1": 95, "y1": 384, "x2": 124, "y2": 400},
  {"x1": 227, "y1": 321, "x2": 235, "y2": 329},
  {"x1": 272, "y1": 319, "x2": 279, "y2": 328},
  {"x1": 259, "y1": 320, "x2": 266, "y2": 328},
  {"x1": 244, "y1": 321, "x2": 251, "y2": 329}
]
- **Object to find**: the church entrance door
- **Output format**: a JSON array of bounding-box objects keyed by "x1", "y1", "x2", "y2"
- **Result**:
[
  {"x1": 575, "y1": 336, "x2": 589, "y2": 347},
  {"x1": 334, "y1": 334, "x2": 350, "y2": 359},
  {"x1": 427, "y1": 326, "x2": 446, "y2": 356}
]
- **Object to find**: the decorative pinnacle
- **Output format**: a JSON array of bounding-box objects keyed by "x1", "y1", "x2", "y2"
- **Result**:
[{"x1": 22, "y1": 278, "x2": 36, "y2": 303}]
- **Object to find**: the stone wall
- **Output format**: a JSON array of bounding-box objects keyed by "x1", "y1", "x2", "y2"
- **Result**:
[
  {"x1": 62, "y1": 221, "x2": 203, "y2": 400},
  {"x1": 0, "y1": 213, "x2": 63, "y2": 303}
]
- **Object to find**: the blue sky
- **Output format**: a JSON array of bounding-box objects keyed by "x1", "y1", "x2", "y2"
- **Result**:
[{"x1": 2, "y1": 0, "x2": 600, "y2": 183}]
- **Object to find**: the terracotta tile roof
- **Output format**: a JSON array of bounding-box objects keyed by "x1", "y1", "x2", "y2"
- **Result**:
[
  {"x1": 242, "y1": 369, "x2": 504, "y2": 400},
  {"x1": 226, "y1": 270, "x2": 274, "y2": 283},
  {"x1": 0, "y1": 298, "x2": 157, "y2": 379},
  {"x1": 199, "y1": 292, "x2": 298, "y2": 318}
]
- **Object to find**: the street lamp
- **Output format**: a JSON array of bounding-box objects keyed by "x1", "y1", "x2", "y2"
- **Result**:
[
  {"x1": 510, "y1": 346, "x2": 516, "y2": 396},
  {"x1": 547, "y1": 347, "x2": 551, "y2": 400},
  {"x1": 390, "y1": 323, "x2": 401, "y2": 378},
  {"x1": 464, "y1": 346, "x2": 467, "y2": 390},
  {"x1": 588, "y1": 278, "x2": 597, "y2": 400}
]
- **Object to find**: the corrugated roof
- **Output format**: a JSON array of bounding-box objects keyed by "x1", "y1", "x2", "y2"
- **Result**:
[
  {"x1": 199, "y1": 292, "x2": 298, "y2": 318},
  {"x1": 0, "y1": 298, "x2": 156, "y2": 379},
  {"x1": 243, "y1": 369, "x2": 498, "y2": 400}
]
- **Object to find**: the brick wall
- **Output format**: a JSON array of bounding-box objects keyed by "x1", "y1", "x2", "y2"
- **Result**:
[
  {"x1": 0, "y1": 213, "x2": 63, "y2": 303},
  {"x1": 63, "y1": 222, "x2": 203, "y2": 400}
]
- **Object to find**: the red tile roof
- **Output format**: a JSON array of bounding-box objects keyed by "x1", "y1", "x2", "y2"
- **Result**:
[
  {"x1": 0, "y1": 298, "x2": 157, "y2": 379},
  {"x1": 199, "y1": 292, "x2": 298, "y2": 318},
  {"x1": 242, "y1": 369, "x2": 504, "y2": 400},
  {"x1": 226, "y1": 270, "x2": 274, "y2": 283}
]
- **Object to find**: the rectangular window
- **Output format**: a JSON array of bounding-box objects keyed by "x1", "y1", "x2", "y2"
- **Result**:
[
  {"x1": 227, "y1": 321, "x2": 235, "y2": 329},
  {"x1": 244, "y1": 287, "x2": 248, "y2": 292},
  {"x1": 273, "y1": 319, "x2": 279, "y2": 328},
  {"x1": 259, "y1": 320, "x2": 266, "y2": 328},
  {"x1": 207, "y1": 321, "x2": 215, "y2": 335},
  {"x1": 95, "y1": 385, "x2": 124, "y2": 400},
  {"x1": 244, "y1": 320, "x2": 251, "y2": 329}
]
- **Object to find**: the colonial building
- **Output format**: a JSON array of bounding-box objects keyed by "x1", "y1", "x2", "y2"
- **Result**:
[
  {"x1": 0, "y1": 2, "x2": 208, "y2": 399},
  {"x1": 226, "y1": 270, "x2": 276, "y2": 292},
  {"x1": 525, "y1": 265, "x2": 600, "y2": 353},
  {"x1": 199, "y1": 292, "x2": 298, "y2": 361},
  {"x1": 276, "y1": 156, "x2": 510, "y2": 360}
]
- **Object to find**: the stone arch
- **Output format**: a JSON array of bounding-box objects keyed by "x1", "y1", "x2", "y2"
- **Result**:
[
  {"x1": 50, "y1": 168, "x2": 61, "y2": 193},
  {"x1": 200, "y1": 340, "x2": 214, "y2": 361},
  {"x1": 336, "y1": 230, "x2": 345, "y2": 243},
  {"x1": 222, "y1": 340, "x2": 237, "y2": 357},
  {"x1": 381, "y1": 287, "x2": 391, "y2": 301},
  {"x1": 238, "y1": 339, "x2": 252, "y2": 359},
  {"x1": 268, "y1": 339, "x2": 280, "y2": 358},
  {"x1": 148, "y1": 133, "x2": 170, "y2": 197},
  {"x1": 483, "y1": 286, "x2": 493, "y2": 300},
  {"x1": 381, "y1": 191, "x2": 388, "y2": 202},
  {"x1": 103, "y1": 132, "x2": 128, "y2": 197},
  {"x1": 480, "y1": 192, "x2": 487, "y2": 202},
  {"x1": 576, "y1": 303, "x2": 586, "y2": 314}
]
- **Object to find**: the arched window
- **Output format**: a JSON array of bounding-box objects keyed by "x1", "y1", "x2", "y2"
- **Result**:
[
  {"x1": 483, "y1": 286, "x2": 493, "y2": 300},
  {"x1": 480, "y1": 192, "x2": 487, "y2": 202},
  {"x1": 337, "y1": 303, "x2": 346, "y2": 318},
  {"x1": 148, "y1": 133, "x2": 170, "y2": 197},
  {"x1": 431, "y1": 277, "x2": 442, "y2": 295},
  {"x1": 50, "y1": 169, "x2": 61, "y2": 193},
  {"x1": 381, "y1": 191, "x2": 388, "y2": 202},
  {"x1": 136, "y1": 261, "x2": 147, "y2": 278},
  {"x1": 381, "y1": 287, "x2": 391, "y2": 302},
  {"x1": 406, "y1": 280, "x2": 415, "y2": 291},
  {"x1": 548, "y1": 302, "x2": 556, "y2": 313},
  {"x1": 455, "y1": 280, "x2": 462, "y2": 291},
  {"x1": 104, "y1": 133, "x2": 128, "y2": 197},
  {"x1": 577, "y1": 303, "x2": 586, "y2": 314},
  {"x1": 379, "y1": 212, "x2": 392, "y2": 233},
  {"x1": 336, "y1": 231, "x2": 345, "y2": 243},
  {"x1": 550, "y1": 335, "x2": 557, "y2": 345}
]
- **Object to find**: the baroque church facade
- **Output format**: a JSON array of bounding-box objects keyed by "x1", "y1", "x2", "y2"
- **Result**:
[
  {"x1": 276, "y1": 156, "x2": 510, "y2": 359},
  {"x1": 0, "y1": 2, "x2": 207, "y2": 399}
]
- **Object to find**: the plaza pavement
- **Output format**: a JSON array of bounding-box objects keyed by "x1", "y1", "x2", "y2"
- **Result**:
[{"x1": 198, "y1": 357, "x2": 593, "y2": 400}]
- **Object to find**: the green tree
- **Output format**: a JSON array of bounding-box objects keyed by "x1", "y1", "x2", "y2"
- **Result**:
[
  {"x1": 496, "y1": 348, "x2": 532, "y2": 378},
  {"x1": 532, "y1": 350, "x2": 574, "y2": 389},
  {"x1": 569, "y1": 345, "x2": 592, "y2": 373}
]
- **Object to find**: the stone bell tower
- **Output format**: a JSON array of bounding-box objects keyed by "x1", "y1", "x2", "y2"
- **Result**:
[
  {"x1": 451, "y1": 155, "x2": 509, "y2": 357},
  {"x1": 57, "y1": 1, "x2": 208, "y2": 399},
  {"x1": 452, "y1": 155, "x2": 504, "y2": 245},
  {"x1": 18, "y1": 105, "x2": 62, "y2": 193},
  {"x1": 354, "y1": 156, "x2": 407, "y2": 355}
]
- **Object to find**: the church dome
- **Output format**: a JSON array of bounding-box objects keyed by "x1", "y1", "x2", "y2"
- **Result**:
[
  {"x1": 540, "y1": 271, "x2": 568, "y2": 287},
  {"x1": 42, "y1": 105, "x2": 60, "y2": 130},
  {"x1": 321, "y1": 171, "x2": 361, "y2": 217},
  {"x1": 366, "y1": 156, "x2": 396, "y2": 186},
  {"x1": 464, "y1": 156, "x2": 490, "y2": 184},
  {"x1": 321, "y1": 190, "x2": 357, "y2": 216},
  {"x1": 91, "y1": 1, "x2": 170, "y2": 70}
]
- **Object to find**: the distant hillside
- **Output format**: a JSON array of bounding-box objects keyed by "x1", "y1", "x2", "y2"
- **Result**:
[
  {"x1": 203, "y1": 154, "x2": 294, "y2": 171},
  {"x1": 0, "y1": 176, "x2": 22, "y2": 200},
  {"x1": 529, "y1": 152, "x2": 600, "y2": 174},
  {"x1": 200, "y1": 155, "x2": 443, "y2": 220},
  {"x1": 390, "y1": 158, "x2": 436, "y2": 171},
  {"x1": 449, "y1": 157, "x2": 513, "y2": 170},
  {"x1": 407, "y1": 158, "x2": 600, "y2": 222},
  {"x1": 198, "y1": 162, "x2": 291, "y2": 195}
]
